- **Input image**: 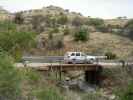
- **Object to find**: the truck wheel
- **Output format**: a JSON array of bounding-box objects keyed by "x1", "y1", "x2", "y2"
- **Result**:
[
  {"x1": 68, "y1": 62, "x2": 72, "y2": 64},
  {"x1": 89, "y1": 59, "x2": 94, "y2": 64}
]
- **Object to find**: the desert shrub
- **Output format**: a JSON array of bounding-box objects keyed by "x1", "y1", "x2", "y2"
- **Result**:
[
  {"x1": 21, "y1": 68, "x2": 41, "y2": 85},
  {"x1": 55, "y1": 39, "x2": 64, "y2": 49},
  {"x1": 63, "y1": 27, "x2": 70, "y2": 35},
  {"x1": 14, "y1": 12, "x2": 24, "y2": 24},
  {"x1": 34, "y1": 87, "x2": 64, "y2": 100},
  {"x1": 118, "y1": 81, "x2": 133, "y2": 100},
  {"x1": 0, "y1": 52, "x2": 21, "y2": 100},
  {"x1": 50, "y1": 27, "x2": 59, "y2": 33},
  {"x1": 47, "y1": 34, "x2": 64, "y2": 50},
  {"x1": 31, "y1": 15, "x2": 46, "y2": 33},
  {"x1": 47, "y1": 38, "x2": 64, "y2": 50},
  {"x1": 107, "y1": 24, "x2": 123, "y2": 34},
  {"x1": 72, "y1": 16, "x2": 84, "y2": 26},
  {"x1": 0, "y1": 21, "x2": 16, "y2": 32},
  {"x1": 124, "y1": 19, "x2": 133, "y2": 39},
  {"x1": 105, "y1": 52, "x2": 117, "y2": 60},
  {"x1": 0, "y1": 31, "x2": 35, "y2": 51},
  {"x1": 88, "y1": 18, "x2": 104, "y2": 26},
  {"x1": 48, "y1": 33, "x2": 53, "y2": 40},
  {"x1": 87, "y1": 18, "x2": 108, "y2": 32},
  {"x1": 74, "y1": 28, "x2": 89, "y2": 41},
  {"x1": 0, "y1": 31, "x2": 35, "y2": 60},
  {"x1": 82, "y1": 93, "x2": 108, "y2": 100},
  {"x1": 57, "y1": 13, "x2": 68, "y2": 25},
  {"x1": 96, "y1": 24, "x2": 108, "y2": 33}
]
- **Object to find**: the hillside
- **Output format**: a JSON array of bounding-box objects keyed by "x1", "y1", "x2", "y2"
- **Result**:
[
  {"x1": 0, "y1": 5, "x2": 133, "y2": 100},
  {"x1": 0, "y1": 6, "x2": 132, "y2": 58},
  {"x1": 0, "y1": 6, "x2": 13, "y2": 21},
  {"x1": 11, "y1": 5, "x2": 133, "y2": 58},
  {"x1": 31, "y1": 32, "x2": 133, "y2": 59}
]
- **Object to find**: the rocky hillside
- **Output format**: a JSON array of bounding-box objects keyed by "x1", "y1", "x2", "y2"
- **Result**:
[
  {"x1": 0, "y1": 6, "x2": 13, "y2": 21},
  {"x1": 2, "y1": 5, "x2": 133, "y2": 58}
]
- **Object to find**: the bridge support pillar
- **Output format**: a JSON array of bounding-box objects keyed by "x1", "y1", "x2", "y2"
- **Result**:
[{"x1": 84, "y1": 66, "x2": 103, "y2": 85}]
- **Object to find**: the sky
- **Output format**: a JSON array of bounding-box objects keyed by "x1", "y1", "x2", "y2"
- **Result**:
[{"x1": 0, "y1": 0, "x2": 133, "y2": 19}]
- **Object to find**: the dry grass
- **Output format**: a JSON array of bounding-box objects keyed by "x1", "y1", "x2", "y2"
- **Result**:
[
  {"x1": 31, "y1": 32, "x2": 133, "y2": 58},
  {"x1": 104, "y1": 19, "x2": 128, "y2": 27},
  {"x1": 63, "y1": 32, "x2": 133, "y2": 58}
]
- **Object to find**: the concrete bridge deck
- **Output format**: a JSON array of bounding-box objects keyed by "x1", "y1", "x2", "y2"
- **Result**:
[{"x1": 15, "y1": 62, "x2": 133, "y2": 71}]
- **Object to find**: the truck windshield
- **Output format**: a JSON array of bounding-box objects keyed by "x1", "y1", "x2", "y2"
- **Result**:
[
  {"x1": 81, "y1": 53, "x2": 85, "y2": 56},
  {"x1": 76, "y1": 53, "x2": 80, "y2": 56}
]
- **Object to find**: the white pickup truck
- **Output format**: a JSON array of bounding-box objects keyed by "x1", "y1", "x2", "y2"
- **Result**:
[{"x1": 64, "y1": 52, "x2": 96, "y2": 64}]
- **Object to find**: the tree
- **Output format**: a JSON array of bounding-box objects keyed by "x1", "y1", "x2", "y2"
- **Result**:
[
  {"x1": 0, "y1": 31, "x2": 35, "y2": 60},
  {"x1": 48, "y1": 33, "x2": 53, "y2": 40},
  {"x1": 119, "y1": 81, "x2": 133, "y2": 100},
  {"x1": 0, "y1": 52, "x2": 21, "y2": 100},
  {"x1": 50, "y1": 27, "x2": 59, "y2": 33},
  {"x1": 0, "y1": 21, "x2": 16, "y2": 32},
  {"x1": 96, "y1": 24, "x2": 108, "y2": 33},
  {"x1": 72, "y1": 16, "x2": 84, "y2": 27},
  {"x1": 63, "y1": 27, "x2": 70, "y2": 35},
  {"x1": 88, "y1": 18, "x2": 104, "y2": 26},
  {"x1": 74, "y1": 28, "x2": 89, "y2": 41},
  {"x1": 47, "y1": 34, "x2": 64, "y2": 50},
  {"x1": 57, "y1": 14, "x2": 68, "y2": 25},
  {"x1": 105, "y1": 52, "x2": 117, "y2": 60},
  {"x1": 31, "y1": 15, "x2": 45, "y2": 33},
  {"x1": 14, "y1": 12, "x2": 24, "y2": 24},
  {"x1": 55, "y1": 39, "x2": 64, "y2": 49},
  {"x1": 87, "y1": 18, "x2": 108, "y2": 32},
  {"x1": 124, "y1": 19, "x2": 133, "y2": 39}
]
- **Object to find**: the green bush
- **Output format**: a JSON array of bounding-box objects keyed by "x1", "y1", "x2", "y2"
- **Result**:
[
  {"x1": 72, "y1": 16, "x2": 84, "y2": 26},
  {"x1": 0, "y1": 31, "x2": 35, "y2": 60},
  {"x1": 124, "y1": 19, "x2": 133, "y2": 39},
  {"x1": 31, "y1": 15, "x2": 45, "y2": 33},
  {"x1": 74, "y1": 29, "x2": 89, "y2": 41},
  {"x1": 21, "y1": 68, "x2": 41, "y2": 85},
  {"x1": 87, "y1": 18, "x2": 108, "y2": 32},
  {"x1": 118, "y1": 81, "x2": 133, "y2": 100},
  {"x1": 105, "y1": 52, "x2": 117, "y2": 60},
  {"x1": 14, "y1": 12, "x2": 24, "y2": 24},
  {"x1": 55, "y1": 39, "x2": 64, "y2": 49},
  {"x1": 50, "y1": 28, "x2": 59, "y2": 33},
  {"x1": 63, "y1": 27, "x2": 70, "y2": 35},
  {"x1": 57, "y1": 13, "x2": 68, "y2": 25},
  {"x1": 0, "y1": 52, "x2": 21, "y2": 100},
  {"x1": 47, "y1": 37, "x2": 64, "y2": 50},
  {"x1": 35, "y1": 87, "x2": 64, "y2": 100},
  {"x1": 0, "y1": 21, "x2": 16, "y2": 32},
  {"x1": 96, "y1": 24, "x2": 108, "y2": 33},
  {"x1": 48, "y1": 33, "x2": 53, "y2": 40},
  {"x1": 82, "y1": 93, "x2": 108, "y2": 100},
  {"x1": 88, "y1": 18, "x2": 104, "y2": 26}
]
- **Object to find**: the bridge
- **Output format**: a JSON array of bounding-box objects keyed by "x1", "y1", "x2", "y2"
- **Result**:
[{"x1": 16, "y1": 56, "x2": 133, "y2": 85}]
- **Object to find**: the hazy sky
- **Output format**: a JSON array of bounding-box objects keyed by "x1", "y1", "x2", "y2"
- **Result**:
[{"x1": 0, "y1": 0, "x2": 133, "y2": 19}]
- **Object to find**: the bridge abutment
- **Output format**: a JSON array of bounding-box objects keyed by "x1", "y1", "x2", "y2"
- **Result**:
[{"x1": 84, "y1": 66, "x2": 103, "y2": 85}]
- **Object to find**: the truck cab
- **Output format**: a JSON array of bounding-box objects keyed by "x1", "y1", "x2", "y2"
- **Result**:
[{"x1": 64, "y1": 52, "x2": 96, "y2": 64}]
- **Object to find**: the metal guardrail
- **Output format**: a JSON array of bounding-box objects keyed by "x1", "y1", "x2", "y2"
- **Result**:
[
  {"x1": 22, "y1": 56, "x2": 133, "y2": 67},
  {"x1": 22, "y1": 56, "x2": 64, "y2": 63}
]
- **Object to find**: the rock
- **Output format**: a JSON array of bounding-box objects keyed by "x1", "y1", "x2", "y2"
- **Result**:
[{"x1": 109, "y1": 95, "x2": 116, "y2": 100}]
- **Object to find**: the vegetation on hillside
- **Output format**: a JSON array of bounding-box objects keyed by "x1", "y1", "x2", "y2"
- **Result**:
[
  {"x1": 74, "y1": 28, "x2": 89, "y2": 41},
  {"x1": 87, "y1": 18, "x2": 108, "y2": 32},
  {"x1": 0, "y1": 21, "x2": 36, "y2": 60},
  {"x1": 0, "y1": 6, "x2": 133, "y2": 100},
  {"x1": 0, "y1": 21, "x2": 16, "y2": 32},
  {"x1": 14, "y1": 12, "x2": 24, "y2": 24},
  {"x1": 118, "y1": 81, "x2": 133, "y2": 100},
  {"x1": 124, "y1": 19, "x2": 133, "y2": 39},
  {"x1": 0, "y1": 52, "x2": 21, "y2": 100}
]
